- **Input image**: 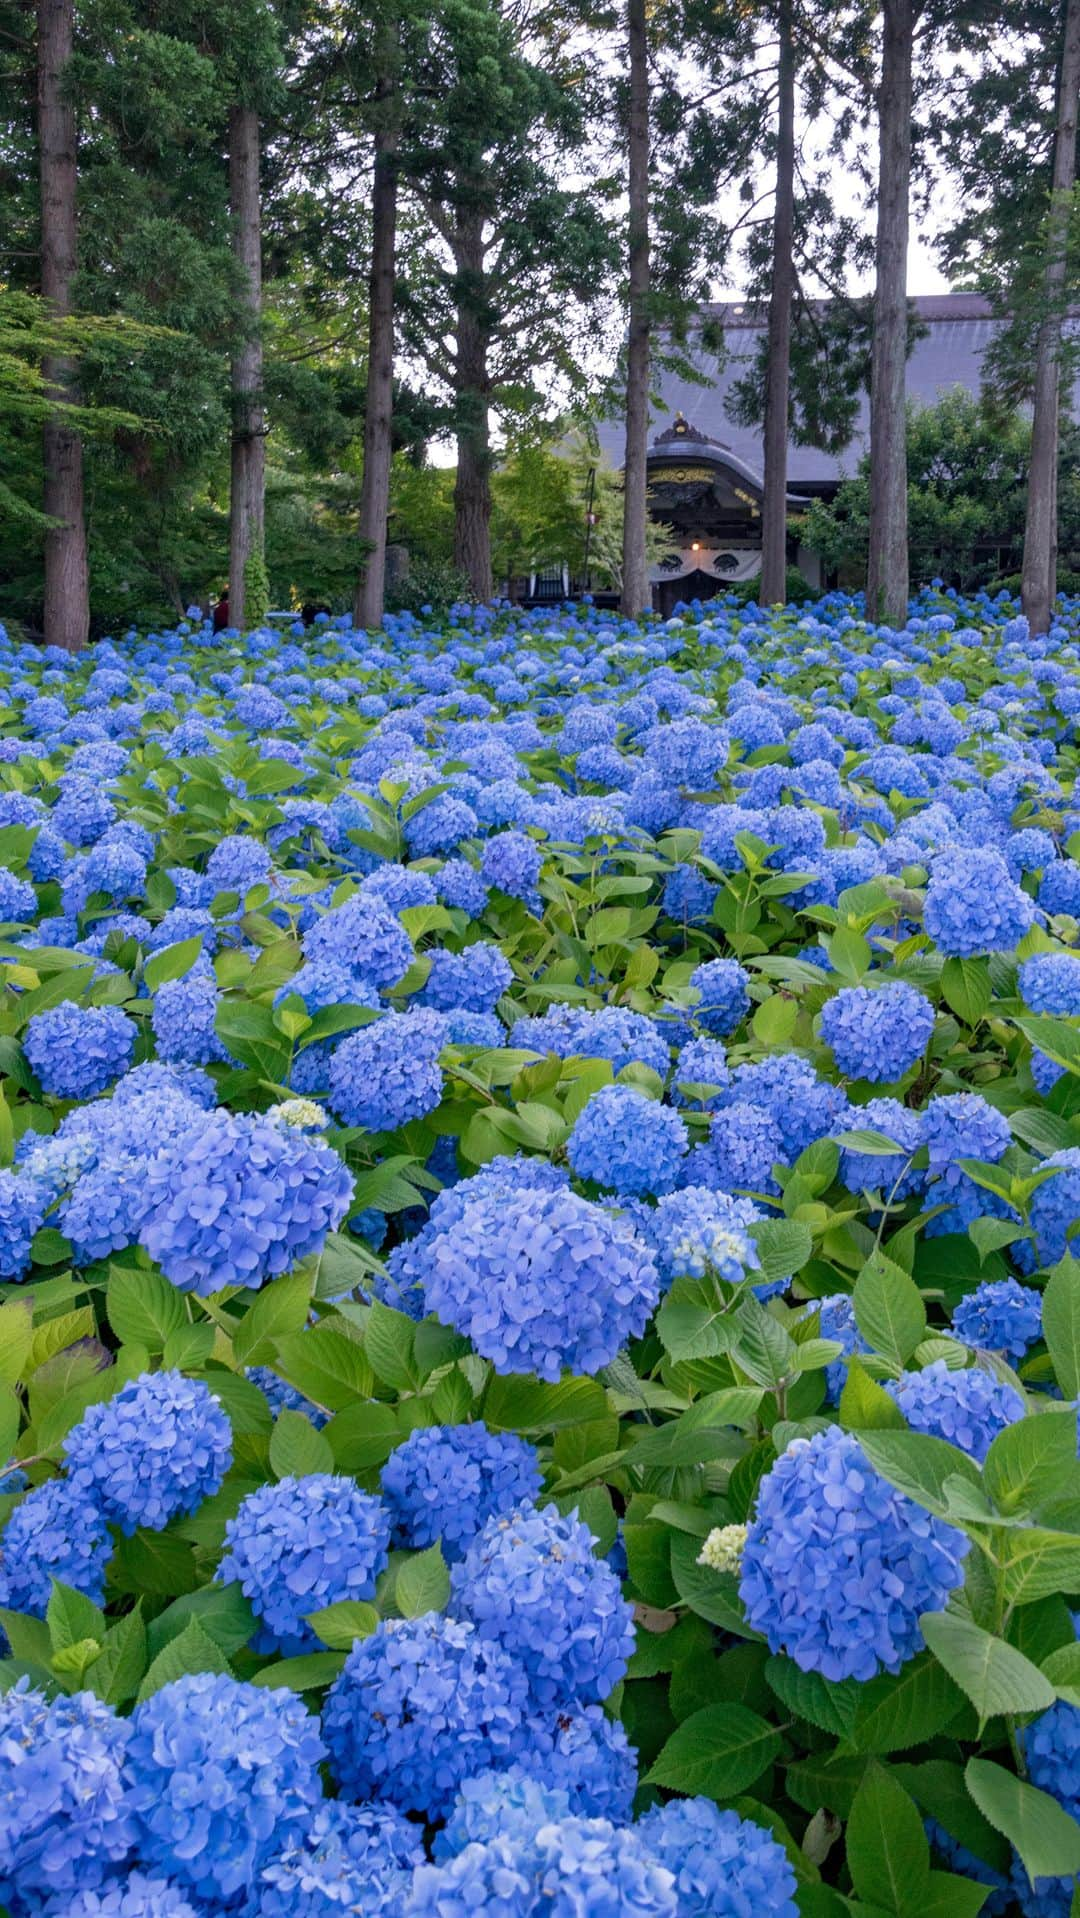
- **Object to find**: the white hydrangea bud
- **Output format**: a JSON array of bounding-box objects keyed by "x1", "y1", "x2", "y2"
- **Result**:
[
  {"x1": 268, "y1": 1097, "x2": 328, "y2": 1131},
  {"x1": 697, "y1": 1523, "x2": 748, "y2": 1576}
]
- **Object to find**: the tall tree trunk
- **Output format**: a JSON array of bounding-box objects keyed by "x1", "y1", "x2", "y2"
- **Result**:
[
  {"x1": 759, "y1": 0, "x2": 796, "y2": 608},
  {"x1": 1022, "y1": 0, "x2": 1080, "y2": 636},
  {"x1": 453, "y1": 205, "x2": 493, "y2": 600},
  {"x1": 620, "y1": 0, "x2": 650, "y2": 618},
  {"x1": 38, "y1": 0, "x2": 89, "y2": 653},
  {"x1": 228, "y1": 103, "x2": 265, "y2": 630},
  {"x1": 354, "y1": 23, "x2": 400, "y2": 631},
  {"x1": 866, "y1": 0, "x2": 913, "y2": 627}
]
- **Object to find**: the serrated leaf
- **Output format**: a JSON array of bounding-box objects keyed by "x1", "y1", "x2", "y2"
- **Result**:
[
  {"x1": 107, "y1": 1264, "x2": 186, "y2": 1353},
  {"x1": 646, "y1": 1701, "x2": 780, "y2": 1798},
  {"x1": 856, "y1": 1430, "x2": 981, "y2": 1517},
  {"x1": 269, "y1": 1408, "x2": 335, "y2": 1480},
  {"x1": 232, "y1": 1270, "x2": 313, "y2": 1367},
  {"x1": 135, "y1": 1617, "x2": 231, "y2": 1703},
  {"x1": 249, "y1": 1651, "x2": 345, "y2": 1690},
  {"x1": 1043, "y1": 1256, "x2": 1080, "y2": 1401},
  {"x1": 144, "y1": 935, "x2": 204, "y2": 991},
  {"x1": 394, "y1": 1542, "x2": 450, "y2": 1619},
  {"x1": 982, "y1": 1413, "x2": 1078, "y2": 1515},
  {"x1": 846, "y1": 1761, "x2": 930, "y2": 1915},
  {"x1": 920, "y1": 1613, "x2": 1055, "y2": 1726},
  {"x1": 850, "y1": 1652, "x2": 965, "y2": 1754},
  {"x1": 86, "y1": 1605, "x2": 147, "y2": 1705},
  {"x1": 839, "y1": 1358, "x2": 908, "y2": 1431},
  {"x1": 325, "y1": 1400, "x2": 400, "y2": 1474},
  {"x1": 669, "y1": 1531, "x2": 757, "y2": 1635},
  {"x1": 853, "y1": 1251, "x2": 926, "y2": 1367},
  {"x1": 306, "y1": 1600, "x2": 380, "y2": 1650},
  {"x1": 46, "y1": 1580, "x2": 106, "y2": 1654},
  {"x1": 365, "y1": 1300, "x2": 419, "y2": 1392},
  {"x1": 765, "y1": 1655, "x2": 860, "y2": 1737},
  {"x1": 274, "y1": 1324, "x2": 374, "y2": 1412},
  {"x1": 146, "y1": 1585, "x2": 256, "y2": 1662},
  {"x1": 941, "y1": 957, "x2": 992, "y2": 1027},
  {"x1": 482, "y1": 1374, "x2": 609, "y2": 1433},
  {"x1": 966, "y1": 1757, "x2": 1080, "y2": 1882}
]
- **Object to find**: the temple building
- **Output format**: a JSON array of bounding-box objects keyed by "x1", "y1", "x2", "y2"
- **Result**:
[{"x1": 583, "y1": 291, "x2": 1015, "y2": 612}]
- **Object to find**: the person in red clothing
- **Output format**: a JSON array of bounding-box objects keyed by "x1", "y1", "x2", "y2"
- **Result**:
[{"x1": 212, "y1": 592, "x2": 230, "y2": 633}]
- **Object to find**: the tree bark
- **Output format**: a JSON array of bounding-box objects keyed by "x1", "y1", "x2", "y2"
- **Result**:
[
  {"x1": 38, "y1": 0, "x2": 89, "y2": 653},
  {"x1": 228, "y1": 103, "x2": 265, "y2": 630},
  {"x1": 452, "y1": 203, "x2": 493, "y2": 601},
  {"x1": 866, "y1": 0, "x2": 913, "y2": 627},
  {"x1": 759, "y1": 0, "x2": 796, "y2": 608},
  {"x1": 1022, "y1": 0, "x2": 1080, "y2": 636},
  {"x1": 620, "y1": 0, "x2": 650, "y2": 618},
  {"x1": 354, "y1": 24, "x2": 400, "y2": 632}
]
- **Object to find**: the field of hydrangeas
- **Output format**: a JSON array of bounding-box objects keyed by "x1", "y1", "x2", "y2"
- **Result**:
[{"x1": 7, "y1": 587, "x2": 1080, "y2": 1916}]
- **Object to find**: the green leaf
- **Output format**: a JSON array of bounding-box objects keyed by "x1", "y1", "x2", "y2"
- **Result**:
[
  {"x1": 110, "y1": 1529, "x2": 198, "y2": 1598},
  {"x1": 1043, "y1": 1256, "x2": 1080, "y2": 1401},
  {"x1": 765, "y1": 1656, "x2": 860, "y2": 1738},
  {"x1": 249, "y1": 1651, "x2": 345, "y2": 1690},
  {"x1": 195, "y1": 1368, "x2": 272, "y2": 1436},
  {"x1": 86, "y1": 1605, "x2": 147, "y2": 1705},
  {"x1": 214, "y1": 997, "x2": 291, "y2": 1080},
  {"x1": 146, "y1": 1585, "x2": 257, "y2": 1662},
  {"x1": 325, "y1": 1400, "x2": 400, "y2": 1474},
  {"x1": 144, "y1": 935, "x2": 204, "y2": 991},
  {"x1": 161, "y1": 1322, "x2": 215, "y2": 1372},
  {"x1": 920, "y1": 1870, "x2": 995, "y2": 1918},
  {"x1": 232, "y1": 1270, "x2": 314, "y2": 1367},
  {"x1": 106, "y1": 1264, "x2": 186, "y2": 1353},
  {"x1": 365, "y1": 1300, "x2": 419, "y2": 1392},
  {"x1": 306, "y1": 1600, "x2": 380, "y2": 1650},
  {"x1": 749, "y1": 1218, "x2": 813, "y2": 1287},
  {"x1": 853, "y1": 1251, "x2": 927, "y2": 1368},
  {"x1": 0, "y1": 1298, "x2": 32, "y2": 1386},
  {"x1": 894, "y1": 1760, "x2": 1010, "y2": 1876},
  {"x1": 274, "y1": 1324, "x2": 374, "y2": 1412},
  {"x1": 836, "y1": 1127, "x2": 913, "y2": 1156},
  {"x1": 982, "y1": 1413, "x2": 1079, "y2": 1515},
  {"x1": 941, "y1": 957, "x2": 992, "y2": 1027},
  {"x1": 846, "y1": 1761, "x2": 931, "y2": 1915},
  {"x1": 669, "y1": 1531, "x2": 757, "y2": 1635},
  {"x1": 0, "y1": 1608, "x2": 52, "y2": 1667},
  {"x1": 850, "y1": 1653, "x2": 965, "y2": 1754},
  {"x1": 856, "y1": 1430, "x2": 981, "y2": 1517},
  {"x1": 920, "y1": 1613, "x2": 1055, "y2": 1724},
  {"x1": 483, "y1": 1374, "x2": 609, "y2": 1433},
  {"x1": 645, "y1": 1702, "x2": 781, "y2": 1799},
  {"x1": 46, "y1": 1580, "x2": 105, "y2": 1654},
  {"x1": 1000, "y1": 1528, "x2": 1080, "y2": 1606},
  {"x1": 394, "y1": 1542, "x2": 450, "y2": 1619},
  {"x1": 965, "y1": 1757, "x2": 1080, "y2": 1883},
  {"x1": 1013, "y1": 1014, "x2": 1080, "y2": 1077},
  {"x1": 839, "y1": 1359, "x2": 908, "y2": 1431},
  {"x1": 135, "y1": 1618, "x2": 231, "y2": 1704},
  {"x1": 269, "y1": 1408, "x2": 335, "y2": 1479}
]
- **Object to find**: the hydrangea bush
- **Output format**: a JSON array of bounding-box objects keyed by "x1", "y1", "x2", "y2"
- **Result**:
[{"x1": 2, "y1": 587, "x2": 1080, "y2": 1910}]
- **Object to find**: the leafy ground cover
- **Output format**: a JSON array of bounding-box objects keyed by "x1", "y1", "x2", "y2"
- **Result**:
[{"x1": 4, "y1": 588, "x2": 1080, "y2": 1914}]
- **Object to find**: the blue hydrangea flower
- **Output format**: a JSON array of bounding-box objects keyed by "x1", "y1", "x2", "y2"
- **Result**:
[
  {"x1": 689, "y1": 1101, "x2": 785, "y2": 1196},
  {"x1": 513, "y1": 1004, "x2": 670, "y2": 1079},
  {"x1": 327, "y1": 1010, "x2": 445, "y2": 1131},
  {"x1": 517, "y1": 1703, "x2": 637, "y2": 1820},
  {"x1": 438, "y1": 857, "x2": 488, "y2": 915},
  {"x1": 54, "y1": 1873, "x2": 204, "y2": 1918},
  {"x1": 0, "y1": 1170, "x2": 50, "y2": 1280},
  {"x1": 636, "y1": 1797, "x2": 799, "y2": 1918},
  {"x1": 886, "y1": 1360, "x2": 1025, "y2": 1462},
  {"x1": 924, "y1": 1824, "x2": 1010, "y2": 1918},
  {"x1": 838, "y1": 1095, "x2": 924, "y2": 1199},
  {"x1": 205, "y1": 833, "x2": 272, "y2": 897},
  {"x1": 951, "y1": 1278, "x2": 1043, "y2": 1359},
  {"x1": 1030, "y1": 1149, "x2": 1080, "y2": 1264},
  {"x1": 567, "y1": 1085, "x2": 688, "y2": 1197},
  {"x1": 662, "y1": 865, "x2": 717, "y2": 923},
  {"x1": 302, "y1": 894, "x2": 414, "y2": 992},
  {"x1": 151, "y1": 965, "x2": 230, "y2": 1067},
  {"x1": 722, "y1": 1054, "x2": 848, "y2": 1161},
  {"x1": 405, "y1": 1819, "x2": 678, "y2": 1918},
  {"x1": 922, "y1": 1092, "x2": 1015, "y2": 1235},
  {"x1": 688, "y1": 958, "x2": 751, "y2": 1036},
  {"x1": 361, "y1": 862, "x2": 438, "y2": 915},
  {"x1": 62, "y1": 1370, "x2": 232, "y2": 1533},
  {"x1": 670, "y1": 1036, "x2": 731, "y2": 1107},
  {"x1": 1019, "y1": 952, "x2": 1080, "y2": 1015},
  {"x1": 126, "y1": 1673, "x2": 325, "y2": 1902},
  {"x1": 0, "y1": 1476, "x2": 112, "y2": 1614},
  {"x1": 435, "y1": 1769, "x2": 574, "y2": 1860},
  {"x1": 924, "y1": 848, "x2": 1035, "y2": 955},
  {"x1": 419, "y1": 943, "x2": 512, "y2": 1015},
  {"x1": 739, "y1": 1426, "x2": 969, "y2": 1681},
  {"x1": 322, "y1": 1613, "x2": 535, "y2": 1819},
  {"x1": 25, "y1": 1003, "x2": 136, "y2": 1100},
  {"x1": 139, "y1": 1110, "x2": 353, "y2": 1294},
  {"x1": 0, "y1": 1681, "x2": 135, "y2": 1907},
  {"x1": 406, "y1": 795, "x2": 480, "y2": 859},
  {"x1": 808, "y1": 1292, "x2": 869, "y2": 1402},
  {"x1": 480, "y1": 830, "x2": 543, "y2": 910},
  {"x1": 216, "y1": 1475, "x2": 391, "y2": 1654},
  {"x1": 1025, "y1": 1699, "x2": 1080, "y2": 1821},
  {"x1": 250, "y1": 1800, "x2": 424, "y2": 1918},
  {"x1": 380, "y1": 1422, "x2": 541, "y2": 1561},
  {"x1": 647, "y1": 1185, "x2": 763, "y2": 1286},
  {"x1": 820, "y1": 981, "x2": 934, "y2": 1082},
  {"x1": 0, "y1": 867, "x2": 38, "y2": 923},
  {"x1": 451, "y1": 1502, "x2": 635, "y2": 1707},
  {"x1": 419, "y1": 1184, "x2": 659, "y2": 1381}
]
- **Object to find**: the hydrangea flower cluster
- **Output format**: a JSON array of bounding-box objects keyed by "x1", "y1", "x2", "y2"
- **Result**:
[
  {"x1": 451, "y1": 1502, "x2": 635, "y2": 1706},
  {"x1": 0, "y1": 1476, "x2": 112, "y2": 1614},
  {"x1": 886, "y1": 1360, "x2": 1026, "y2": 1462},
  {"x1": 328, "y1": 1010, "x2": 445, "y2": 1131},
  {"x1": 63, "y1": 1370, "x2": 232, "y2": 1532},
  {"x1": 819, "y1": 980, "x2": 935, "y2": 1081},
  {"x1": 24, "y1": 1002, "x2": 136, "y2": 1099},
  {"x1": 0, "y1": 1680, "x2": 135, "y2": 1906},
  {"x1": 216, "y1": 1475, "x2": 391, "y2": 1652},
  {"x1": 647, "y1": 1184, "x2": 762, "y2": 1285},
  {"x1": 739, "y1": 1425, "x2": 969, "y2": 1680},
  {"x1": 950, "y1": 1277, "x2": 1043, "y2": 1358},
  {"x1": 636, "y1": 1797, "x2": 799, "y2": 1918},
  {"x1": 380, "y1": 1422, "x2": 541, "y2": 1560},
  {"x1": 139, "y1": 1109, "x2": 353, "y2": 1293},
  {"x1": 419, "y1": 1184, "x2": 659, "y2": 1380},
  {"x1": 687, "y1": 957, "x2": 751, "y2": 1035},
  {"x1": 250, "y1": 1798, "x2": 424, "y2": 1918},
  {"x1": 567, "y1": 1084, "x2": 688, "y2": 1196}
]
